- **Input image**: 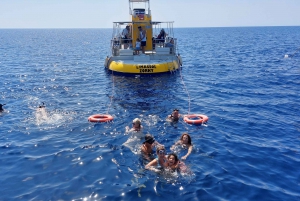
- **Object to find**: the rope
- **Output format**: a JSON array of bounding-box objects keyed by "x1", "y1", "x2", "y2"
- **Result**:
[
  {"x1": 106, "y1": 70, "x2": 115, "y2": 114},
  {"x1": 178, "y1": 56, "x2": 191, "y2": 114},
  {"x1": 290, "y1": 47, "x2": 300, "y2": 57}
]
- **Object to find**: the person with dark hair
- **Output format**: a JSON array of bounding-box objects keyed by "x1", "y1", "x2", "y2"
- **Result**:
[
  {"x1": 122, "y1": 25, "x2": 130, "y2": 49},
  {"x1": 156, "y1": 29, "x2": 166, "y2": 44},
  {"x1": 171, "y1": 133, "x2": 193, "y2": 160},
  {"x1": 138, "y1": 26, "x2": 146, "y2": 54},
  {"x1": 167, "y1": 108, "x2": 181, "y2": 122},
  {"x1": 166, "y1": 153, "x2": 188, "y2": 173},
  {"x1": 0, "y1": 104, "x2": 6, "y2": 112},
  {"x1": 141, "y1": 134, "x2": 162, "y2": 161}
]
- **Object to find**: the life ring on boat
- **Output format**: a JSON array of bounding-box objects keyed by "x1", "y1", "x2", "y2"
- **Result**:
[
  {"x1": 177, "y1": 54, "x2": 183, "y2": 66},
  {"x1": 88, "y1": 114, "x2": 113, "y2": 122},
  {"x1": 183, "y1": 114, "x2": 208, "y2": 124}
]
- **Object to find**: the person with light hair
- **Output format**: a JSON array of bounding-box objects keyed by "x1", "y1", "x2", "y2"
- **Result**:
[
  {"x1": 123, "y1": 118, "x2": 144, "y2": 153},
  {"x1": 126, "y1": 118, "x2": 143, "y2": 132}
]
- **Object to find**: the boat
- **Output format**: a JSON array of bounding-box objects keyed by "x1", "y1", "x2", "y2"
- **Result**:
[{"x1": 104, "y1": 0, "x2": 182, "y2": 75}]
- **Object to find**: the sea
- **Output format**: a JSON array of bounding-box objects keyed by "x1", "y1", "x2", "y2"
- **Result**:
[{"x1": 0, "y1": 27, "x2": 299, "y2": 201}]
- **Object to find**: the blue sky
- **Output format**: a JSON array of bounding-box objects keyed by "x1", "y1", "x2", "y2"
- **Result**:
[{"x1": 0, "y1": 0, "x2": 300, "y2": 28}]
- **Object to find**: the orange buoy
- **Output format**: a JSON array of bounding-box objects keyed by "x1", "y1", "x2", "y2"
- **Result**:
[
  {"x1": 183, "y1": 114, "x2": 208, "y2": 125},
  {"x1": 88, "y1": 114, "x2": 113, "y2": 123}
]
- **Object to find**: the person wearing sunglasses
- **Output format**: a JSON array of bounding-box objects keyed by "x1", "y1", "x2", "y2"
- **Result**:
[
  {"x1": 145, "y1": 146, "x2": 168, "y2": 173},
  {"x1": 171, "y1": 133, "x2": 193, "y2": 160},
  {"x1": 125, "y1": 118, "x2": 143, "y2": 133},
  {"x1": 167, "y1": 108, "x2": 181, "y2": 122},
  {"x1": 141, "y1": 134, "x2": 162, "y2": 161}
]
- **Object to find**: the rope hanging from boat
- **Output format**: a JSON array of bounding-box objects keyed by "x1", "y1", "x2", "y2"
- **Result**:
[
  {"x1": 106, "y1": 70, "x2": 115, "y2": 114},
  {"x1": 178, "y1": 62, "x2": 191, "y2": 114}
]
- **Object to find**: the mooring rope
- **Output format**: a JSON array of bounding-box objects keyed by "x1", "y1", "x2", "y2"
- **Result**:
[
  {"x1": 179, "y1": 66, "x2": 191, "y2": 114},
  {"x1": 106, "y1": 70, "x2": 115, "y2": 114}
]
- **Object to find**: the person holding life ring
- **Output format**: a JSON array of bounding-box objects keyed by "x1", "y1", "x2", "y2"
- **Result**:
[{"x1": 183, "y1": 114, "x2": 208, "y2": 124}]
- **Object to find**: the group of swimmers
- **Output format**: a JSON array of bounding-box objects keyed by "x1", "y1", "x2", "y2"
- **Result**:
[
  {"x1": 1, "y1": 103, "x2": 192, "y2": 174},
  {"x1": 125, "y1": 109, "x2": 193, "y2": 174}
]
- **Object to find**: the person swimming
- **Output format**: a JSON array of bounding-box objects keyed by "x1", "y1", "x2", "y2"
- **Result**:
[
  {"x1": 36, "y1": 102, "x2": 48, "y2": 121},
  {"x1": 0, "y1": 104, "x2": 6, "y2": 112},
  {"x1": 145, "y1": 146, "x2": 168, "y2": 173},
  {"x1": 123, "y1": 118, "x2": 144, "y2": 153},
  {"x1": 126, "y1": 118, "x2": 143, "y2": 132},
  {"x1": 141, "y1": 134, "x2": 162, "y2": 161},
  {"x1": 167, "y1": 109, "x2": 181, "y2": 122},
  {"x1": 38, "y1": 102, "x2": 45, "y2": 108},
  {"x1": 165, "y1": 153, "x2": 188, "y2": 174},
  {"x1": 171, "y1": 133, "x2": 193, "y2": 160}
]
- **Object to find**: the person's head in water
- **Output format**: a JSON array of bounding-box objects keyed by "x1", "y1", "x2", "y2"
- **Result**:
[
  {"x1": 170, "y1": 109, "x2": 180, "y2": 120},
  {"x1": 39, "y1": 102, "x2": 45, "y2": 109},
  {"x1": 0, "y1": 104, "x2": 6, "y2": 112},
  {"x1": 143, "y1": 134, "x2": 155, "y2": 145},
  {"x1": 180, "y1": 133, "x2": 192, "y2": 145},
  {"x1": 132, "y1": 118, "x2": 141, "y2": 130},
  {"x1": 167, "y1": 153, "x2": 179, "y2": 166}
]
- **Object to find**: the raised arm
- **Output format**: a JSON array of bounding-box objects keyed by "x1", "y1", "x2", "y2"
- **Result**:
[
  {"x1": 181, "y1": 145, "x2": 193, "y2": 160},
  {"x1": 145, "y1": 159, "x2": 161, "y2": 173}
]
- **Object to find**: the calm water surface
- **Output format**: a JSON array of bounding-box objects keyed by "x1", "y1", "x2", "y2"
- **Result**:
[{"x1": 0, "y1": 27, "x2": 300, "y2": 200}]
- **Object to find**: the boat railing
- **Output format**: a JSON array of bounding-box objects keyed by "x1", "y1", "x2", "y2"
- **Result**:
[{"x1": 111, "y1": 37, "x2": 177, "y2": 56}]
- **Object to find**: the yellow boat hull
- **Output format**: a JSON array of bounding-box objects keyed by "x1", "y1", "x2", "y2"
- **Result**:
[{"x1": 108, "y1": 60, "x2": 180, "y2": 74}]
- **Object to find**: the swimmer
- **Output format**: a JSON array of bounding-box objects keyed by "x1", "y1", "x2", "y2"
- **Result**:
[
  {"x1": 145, "y1": 146, "x2": 168, "y2": 173},
  {"x1": 125, "y1": 118, "x2": 143, "y2": 132},
  {"x1": 171, "y1": 133, "x2": 193, "y2": 160},
  {"x1": 123, "y1": 118, "x2": 144, "y2": 153},
  {"x1": 166, "y1": 153, "x2": 188, "y2": 173},
  {"x1": 141, "y1": 134, "x2": 162, "y2": 161},
  {"x1": 38, "y1": 102, "x2": 45, "y2": 108},
  {"x1": 36, "y1": 102, "x2": 47, "y2": 120},
  {"x1": 0, "y1": 104, "x2": 6, "y2": 112},
  {"x1": 167, "y1": 109, "x2": 181, "y2": 122}
]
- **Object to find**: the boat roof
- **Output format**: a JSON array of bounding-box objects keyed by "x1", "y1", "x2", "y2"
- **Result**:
[
  {"x1": 113, "y1": 21, "x2": 174, "y2": 25},
  {"x1": 129, "y1": 0, "x2": 149, "y2": 2}
]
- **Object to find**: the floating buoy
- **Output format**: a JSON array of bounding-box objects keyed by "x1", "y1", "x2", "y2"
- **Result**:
[
  {"x1": 88, "y1": 114, "x2": 113, "y2": 123},
  {"x1": 183, "y1": 114, "x2": 208, "y2": 125}
]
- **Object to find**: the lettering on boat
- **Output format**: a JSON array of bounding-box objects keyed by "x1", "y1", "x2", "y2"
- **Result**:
[{"x1": 136, "y1": 65, "x2": 156, "y2": 73}]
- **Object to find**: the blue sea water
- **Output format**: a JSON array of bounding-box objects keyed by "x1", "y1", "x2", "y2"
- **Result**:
[{"x1": 0, "y1": 27, "x2": 299, "y2": 201}]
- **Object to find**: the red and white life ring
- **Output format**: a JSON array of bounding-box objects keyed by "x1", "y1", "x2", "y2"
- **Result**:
[
  {"x1": 183, "y1": 114, "x2": 208, "y2": 125},
  {"x1": 88, "y1": 114, "x2": 113, "y2": 123}
]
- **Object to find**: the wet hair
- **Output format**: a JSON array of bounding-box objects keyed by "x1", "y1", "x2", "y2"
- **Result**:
[
  {"x1": 180, "y1": 133, "x2": 192, "y2": 145},
  {"x1": 156, "y1": 146, "x2": 165, "y2": 154},
  {"x1": 144, "y1": 134, "x2": 155, "y2": 144},
  {"x1": 132, "y1": 118, "x2": 141, "y2": 127},
  {"x1": 167, "y1": 153, "x2": 179, "y2": 163},
  {"x1": 173, "y1": 108, "x2": 179, "y2": 112}
]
